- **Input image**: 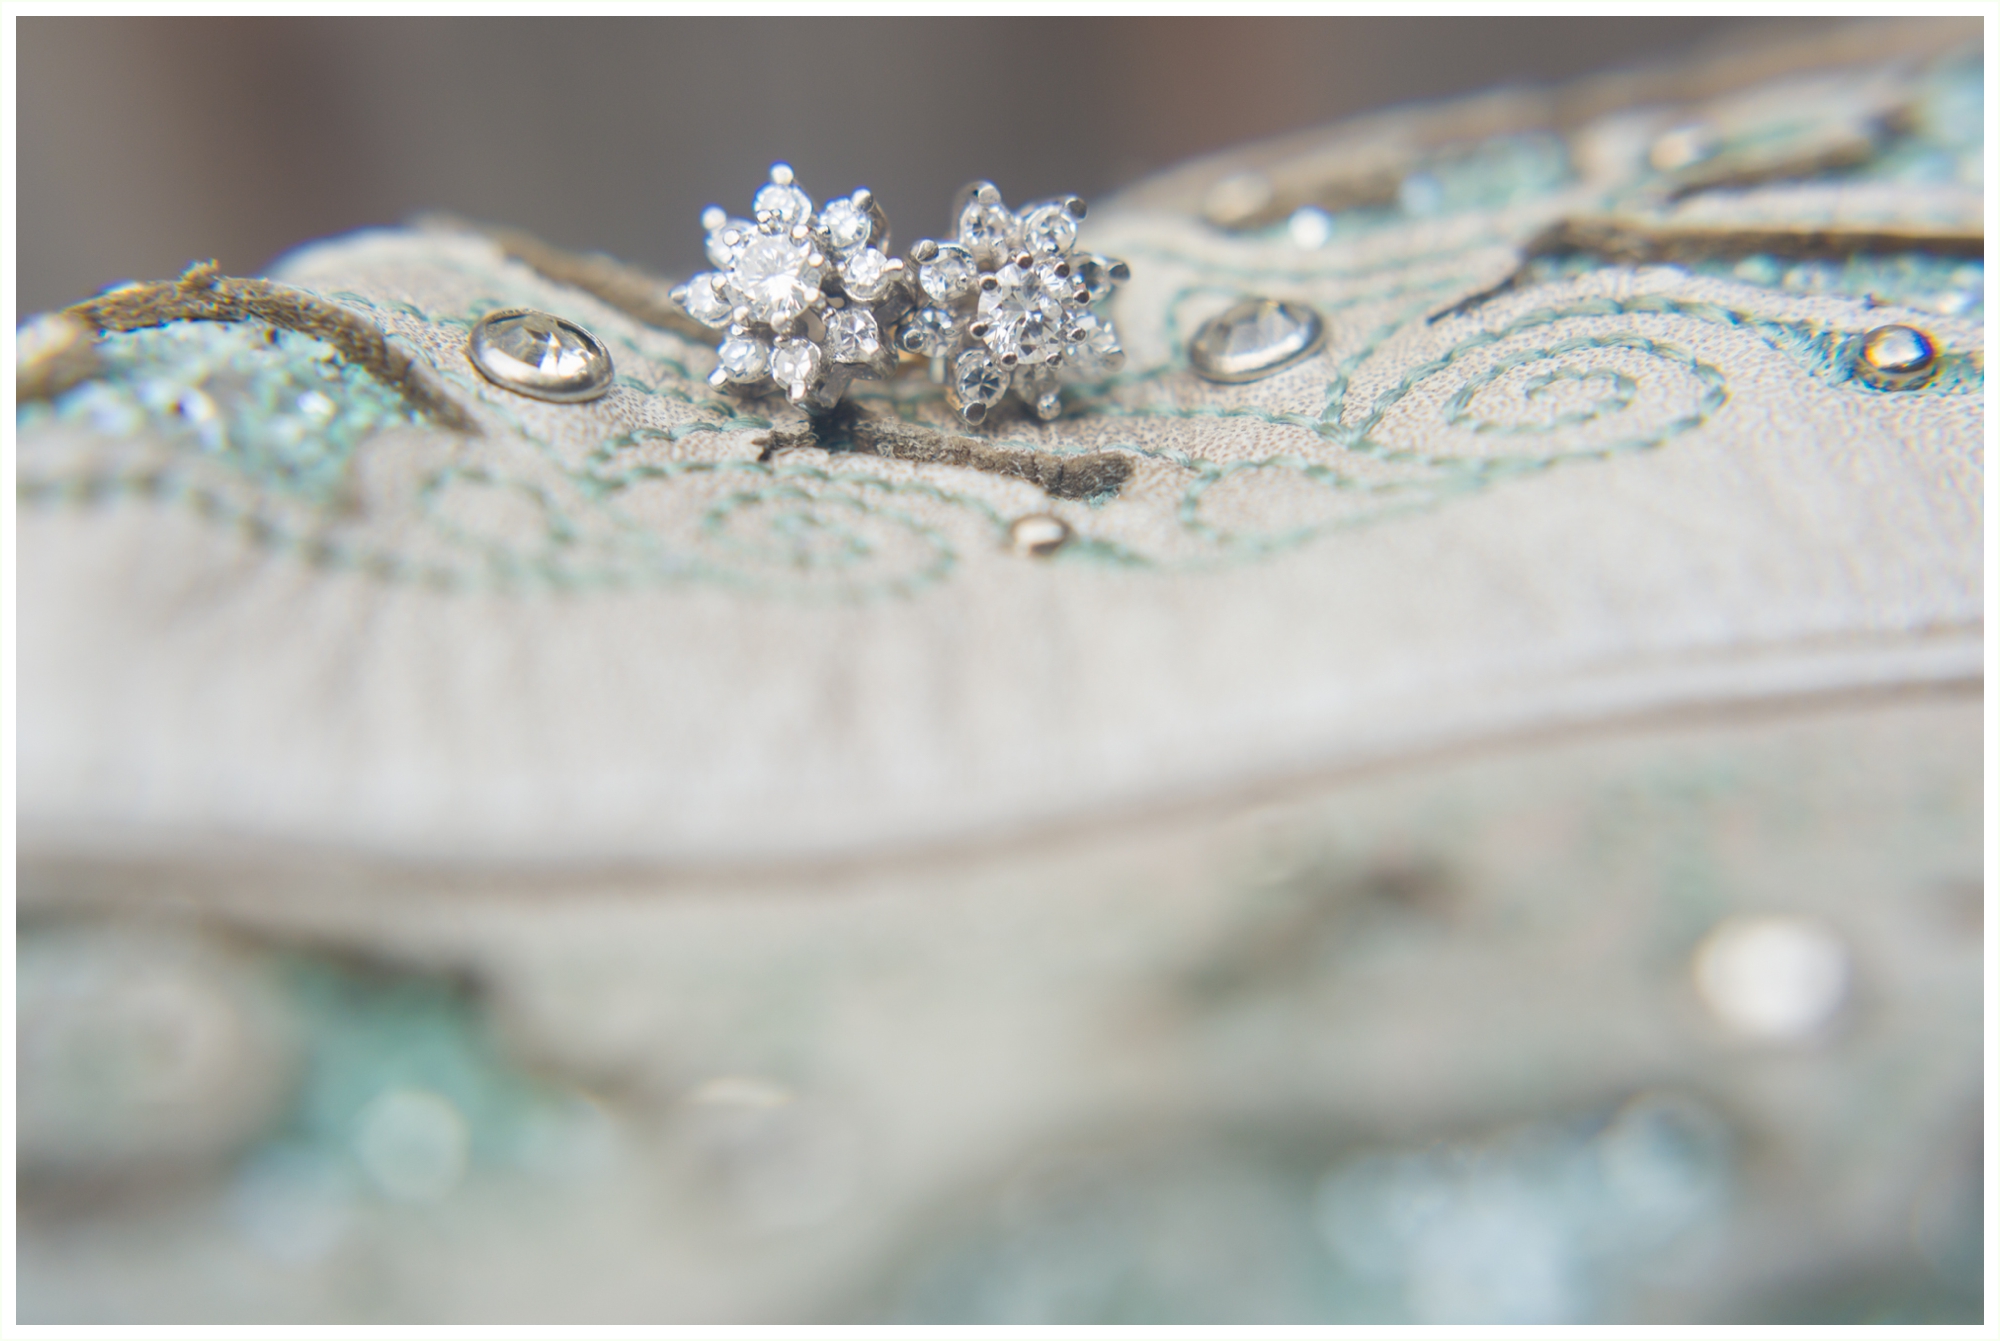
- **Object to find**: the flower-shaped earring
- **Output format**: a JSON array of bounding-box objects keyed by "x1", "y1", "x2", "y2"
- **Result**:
[
  {"x1": 671, "y1": 164, "x2": 914, "y2": 409},
  {"x1": 897, "y1": 181, "x2": 1130, "y2": 425}
]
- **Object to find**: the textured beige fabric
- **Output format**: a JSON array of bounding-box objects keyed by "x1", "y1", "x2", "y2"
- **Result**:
[
  {"x1": 13, "y1": 22, "x2": 1985, "y2": 1324},
  {"x1": 16, "y1": 37, "x2": 1983, "y2": 872}
]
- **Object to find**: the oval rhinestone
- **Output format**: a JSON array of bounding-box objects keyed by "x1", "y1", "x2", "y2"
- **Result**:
[
  {"x1": 466, "y1": 309, "x2": 614, "y2": 403},
  {"x1": 1073, "y1": 255, "x2": 1116, "y2": 303},
  {"x1": 958, "y1": 199, "x2": 1014, "y2": 262},
  {"x1": 1064, "y1": 311, "x2": 1125, "y2": 378},
  {"x1": 1854, "y1": 324, "x2": 1938, "y2": 390},
  {"x1": 1187, "y1": 297, "x2": 1325, "y2": 383}
]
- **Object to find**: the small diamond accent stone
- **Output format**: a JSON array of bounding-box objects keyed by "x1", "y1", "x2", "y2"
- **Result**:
[
  {"x1": 953, "y1": 348, "x2": 1006, "y2": 405},
  {"x1": 840, "y1": 247, "x2": 894, "y2": 301},
  {"x1": 1020, "y1": 203, "x2": 1078, "y2": 258},
  {"x1": 826, "y1": 309, "x2": 881, "y2": 363},
  {"x1": 1187, "y1": 297, "x2": 1324, "y2": 383},
  {"x1": 919, "y1": 244, "x2": 977, "y2": 303},
  {"x1": 821, "y1": 197, "x2": 872, "y2": 253},
  {"x1": 679, "y1": 272, "x2": 734, "y2": 327},
  {"x1": 705, "y1": 218, "x2": 755, "y2": 269},
  {"x1": 754, "y1": 181, "x2": 812, "y2": 226},
  {"x1": 899, "y1": 307, "x2": 957, "y2": 358},
  {"x1": 467, "y1": 308, "x2": 615, "y2": 403},
  {"x1": 1063, "y1": 311, "x2": 1125, "y2": 378},
  {"x1": 1073, "y1": 255, "x2": 1115, "y2": 303},
  {"x1": 770, "y1": 337, "x2": 822, "y2": 391},
  {"x1": 958, "y1": 198, "x2": 1014, "y2": 262},
  {"x1": 716, "y1": 332, "x2": 770, "y2": 383}
]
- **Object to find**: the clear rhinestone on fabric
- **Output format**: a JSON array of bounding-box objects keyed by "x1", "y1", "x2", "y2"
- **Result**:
[
  {"x1": 1186, "y1": 297, "x2": 1324, "y2": 383},
  {"x1": 840, "y1": 247, "x2": 894, "y2": 302},
  {"x1": 826, "y1": 309, "x2": 881, "y2": 363},
  {"x1": 466, "y1": 308, "x2": 615, "y2": 403},
  {"x1": 821, "y1": 197, "x2": 872, "y2": 253},
  {"x1": 918, "y1": 244, "x2": 978, "y2": 304},
  {"x1": 1854, "y1": 324, "x2": 1938, "y2": 390},
  {"x1": 716, "y1": 332, "x2": 770, "y2": 382}
]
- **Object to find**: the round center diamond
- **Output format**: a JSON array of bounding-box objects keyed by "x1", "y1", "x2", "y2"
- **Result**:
[
  {"x1": 730, "y1": 232, "x2": 820, "y2": 328},
  {"x1": 977, "y1": 262, "x2": 1071, "y2": 364}
]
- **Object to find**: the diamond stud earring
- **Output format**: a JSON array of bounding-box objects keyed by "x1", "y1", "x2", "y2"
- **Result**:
[
  {"x1": 897, "y1": 181, "x2": 1129, "y2": 426},
  {"x1": 671, "y1": 164, "x2": 914, "y2": 409}
]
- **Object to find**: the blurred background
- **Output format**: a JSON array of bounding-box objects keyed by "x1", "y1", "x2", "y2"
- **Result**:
[{"x1": 15, "y1": 15, "x2": 1810, "y2": 314}]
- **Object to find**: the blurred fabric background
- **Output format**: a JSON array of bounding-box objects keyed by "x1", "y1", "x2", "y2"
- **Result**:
[{"x1": 16, "y1": 15, "x2": 1810, "y2": 315}]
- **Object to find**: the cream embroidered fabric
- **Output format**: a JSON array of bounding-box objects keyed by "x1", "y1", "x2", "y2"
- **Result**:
[{"x1": 14, "y1": 20, "x2": 1984, "y2": 1324}]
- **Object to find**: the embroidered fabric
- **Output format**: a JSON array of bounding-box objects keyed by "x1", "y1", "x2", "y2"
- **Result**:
[{"x1": 14, "y1": 20, "x2": 1982, "y2": 1324}]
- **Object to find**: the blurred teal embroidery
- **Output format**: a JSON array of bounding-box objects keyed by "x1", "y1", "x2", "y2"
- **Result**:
[{"x1": 34, "y1": 319, "x2": 414, "y2": 500}]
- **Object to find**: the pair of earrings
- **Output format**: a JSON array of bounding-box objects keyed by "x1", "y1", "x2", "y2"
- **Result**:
[{"x1": 670, "y1": 164, "x2": 1128, "y2": 426}]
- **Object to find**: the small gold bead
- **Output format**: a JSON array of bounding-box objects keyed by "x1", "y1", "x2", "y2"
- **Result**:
[{"x1": 1009, "y1": 513, "x2": 1071, "y2": 557}]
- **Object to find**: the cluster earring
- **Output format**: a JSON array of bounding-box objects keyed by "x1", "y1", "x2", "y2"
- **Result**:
[
  {"x1": 670, "y1": 164, "x2": 913, "y2": 409},
  {"x1": 673, "y1": 168, "x2": 1128, "y2": 426},
  {"x1": 897, "y1": 182, "x2": 1129, "y2": 425}
]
